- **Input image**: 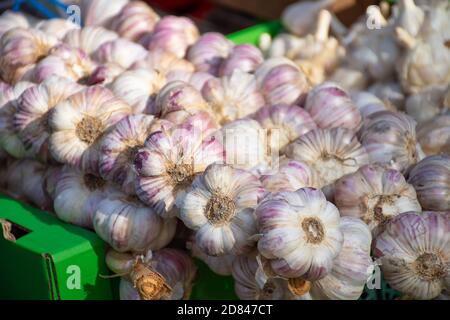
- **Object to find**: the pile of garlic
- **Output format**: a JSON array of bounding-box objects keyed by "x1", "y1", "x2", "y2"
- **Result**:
[{"x1": 0, "y1": 0, "x2": 449, "y2": 301}]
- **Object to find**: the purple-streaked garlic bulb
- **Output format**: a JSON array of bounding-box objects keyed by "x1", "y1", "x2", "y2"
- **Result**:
[
  {"x1": 99, "y1": 114, "x2": 170, "y2": 195},
  {"x1": 186, "y1": 32, "x2": 233, "y2": 76},
  {"x1": 328, "y1": 67, "x2": 368, "y2": 92},
  {"x1": 405, "y1": 85, "x2": 448, "y2": 124},
  {"x1": 134, "y1": 122, "x2": 224, "y2": 218},
  {"x1": 110, "y1": 1, "x2": 160, "y2": 42},
  {"x1": 304, "y1": 82, "x2": 362, "y2": 131},
  {"x1": 202, "y1": 70, "x2": 265, "y2": 124},
  {"x1": 0, "y1": 11, "x2": 30, "y2": 38},
  {"x1": 35, "y1": 19, "x2": 80, "y2": 40},
  {"x1": 219, "y1": 44, "x2": 264, "y2": 77},
  {"x1": 92, "y1": 39, "x2": 147, "y2": 70},
  {"x1": 285, "y1": 128, "x2": 369, "y2": 199},
  {"x1": 177, "y1": 163, "x2": 264, "y2": 256},
  {"x1": 260, "y1": 159, "x2": 320, "y2": 193},
  {"x1": 374, "y1": 211, "x2": 450, "y2": 299},
  {"x1": 54, "y1": 166, "x2": 120, "y2": 229},
  {"x1": 63, "y1": 26, "x2": 118, "y2": 56},
  {"x1": 408, "y1": 155, "x2": 450, "y2": 211},
  {"x1": 32, "y1": 44, "x2": 96, "y2": 84},
  {"x1": 368, "y1": 82, "x2": 405, "y2": 110},
  {"x1": 351, "y1": 91, "x2": 393, "y2": 119},
  {"x1": 255, "y1": 58, "x2": 309, "y2": 106},
  {"x1": 14, "y1": 77, "x2": 83, "y2": 162},
  {"x1": 143, "y1": 16, "x2": 199, "y2": 59},
  {"x1": 166, "y1": 70, "x2": 214, "y2": 92},
  {"x1": 417, "y1": 115, "x2": 450, "y2": 155},
  {"x1": 49, "y1": 86, "x2": 131, "y2": 173},
  {"x1": 256, "y1": 188, "x2": 343, "y2": 280},
  {"x1": 94, "y1": 196, "x2": 177, "y2": 252},
  {"x1": 360, "y1": 111, "x2": 423, "y2": 173},
  {"x1": 130, "y1": 49, "x2": 195, "y2": 76},
  {"x1": 79, "y1": 0, "x2": 129, "y2": 27},
  {"x1": 335, "y1": 164, "x2": 421, "y2": 236},
  {"x1": 110, "y1": 69, "x2": 166, "y2": 114},
  {"x1": 187, "y1": 238, "x2": 235, "y2": 276}
]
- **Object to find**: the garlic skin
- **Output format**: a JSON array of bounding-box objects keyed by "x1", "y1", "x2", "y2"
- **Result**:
[
  {"x1": 14, "y1": 77, "x2": 83, "y2": 162},
  {"x1": 188, "y1": 239, "x2": 235, "y2": 276},
  {"x1": 0, "y1": 81, "x2": 34, "y2": 158},
  {"x1": 110, "y1": 1, "x2": 160, "y2": 42},
  {"x1": 417, "y1": 115, "x2": 450, "y2": 155},
  {"x1": 285, "y1": 128, "x2": 369, "y2": 197},
  {"x1": 219, "y1": 44, "x2": 264, "y2": 77},
  {"x1": 334, "y1": 164, "x2": 421, "y2": 236},
  {"x1": 368, "y1": 82, "x2": 405, "y2": 111},
  {"x1": 251, "y1": 104, "x2": 317, "y2": 154},
  {"x1": 135, "y1": 122, "x2": 224, "y2": 218},
  {"x1": 79, "y1": 0, "x2": 129, "y2": 28},
  {"x1": 304, "y1": 82, "x2": 362, "y2": 131},
  {"x1": 360, "y1": 111, "x2": 422, "y2": 173},
  {"x1": 49, "y1": 86, "x2": 131, "y2": 173},
  {"x1": 99, "y1": 114, "x2": 168, "y2": 195},
  {"x1": 166, "y1": 70, "x2": 214, "y2": 92},
  {"x1": 328, "y1": 67, "x2": 368, "y2": 92},
  {"x1": 54, "y1": 166, "x2": 120, "y2": 229},
  {"x1": 177, "y1": 164, "x2": 264, "y2": 256},
  {"x1": 110, "y1": 69, "x2": 166, "y2": 114},
  {"x1": 408, "y1": 155, "x2": 450, "y2": 211},
  {"x1": 405, "y1": 85, "x2": 448, "y2": 124},
  {"x1": 0, "y1": 11, "x2": 30, "y2": 38},
  {"x1": 256, "y1": 187, "x2": 343, "y2": 280},
  {"x1": 131, "y1": 49, "x2": 195, "y2": 76},
  {"x1": 35, "y1": 19, "x2": 80, "y2": 40},
  {"x1": 351, "y1": 92, "x2": 393, "y2": 119},
  {"x1": 93, "y1": 39, "x2": 148, "y2": 70},
  {"x1": 63, "y1": 26, "x2": 118, "y2": 56},
  {"x1": 374, "y1": 211, "x2": 450, "y2": 300},
  {"x1": 202, "y1": 70, "x2": 265, "y2": 124},
  {"x1": 186, "y1": 32, "x2": 233, "y2": 76}
]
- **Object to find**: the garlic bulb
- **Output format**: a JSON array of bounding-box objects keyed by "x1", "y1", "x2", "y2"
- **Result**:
[
  {"x1": 186, "y1": 32, "x2": 233, "y2": 76},
  {"x1": 335, "y1": 164, "x2": 421, "y2": 236},
  {"x1": 285, "y1": 128, "x2": 369, "y2": 198},
  {"x1": 63, "y1": 26, "x2": 118, "y2": 56},
  {"x1": 417, "y1": 115, "x2": 450, "y2": 155},
  {"x1": 110, "y1": 1, "x2": 160, "y2": 42},
  {"x1": 351, "y1": 91, "x2": 393, "y2": 119},
  {"x1": 99, "y1": 114, "x2": 169, "y2": 195},
  {"x1": 14, "y1": 77, "x2": 83, "y2": 162},
  {"x1": 374, "y1": 211, "x2": 450, "y2": 300},
  {"x1": 187, "y1": 239, "x2": 235, "y2": 276},
  {"x1": 219, "y1": 44, "x2": 264, "y2": 77},
  {"x1": 94, "y1": 196, "x2": 177, "y2": 252},
  {"x1": 405, "y1": 85, "x2": 448, "y2": 124},
  {"x1": 202, "y1": 70, "x2": 265, "y2": 124},
  {"x1": 393, "y1": 0, "x2": 425, "y2": 37},
  {"x1": 93, "y1": 39, "x2": 148, "y2": 70},
  {"x1": 408, "y1": 155, "x2": 450, "y2": 211},
  {"x1": 86, "y1": 63, "x2": 124, "y2": 86},
  {"x1": 110, "y1": 69, "x2": 166, "y2": 114},
  {"x1": 251, "y1": 103, "x2": 317, "y2": 154},
  {"x1": 304, "y1": 82, "x2": 362, "y2": 131},
  {"x1": 166, "y1": 70, "x2": 214, "y2": 92},
  {"x1": 360, "y1": 111, "x2": 422, "y2": 172},
  {"x1": 0, "y1": 81, "x2": 34, "y2": 158},
  {"x1": 49, "y1": 85, "x2": 131, "y2": 173},
  {"x1": 54, "y1": 166, "x2": 120, "y2": 228},
  {"x1": 35, "y1": 19, "x2": 80, "y2": 40},
  {"x1": 177, "y1": 163, "x2": 263, "y2": 256},
  {"x1": 261, "y1": 159, "x2": 320, "y2": 193},
  {"x1": 135, "y1": 122, "x2": 224, "y2": 218},
  {"x1": 256, "y1": 187, "x2": 343, "y2": 280},
  {"x1": 79, "y1": 0, "x2": 129, "y2": 27},
  {"x1": 0, "y1": 11, "x2": 30, "y2": 38},
  {"x1": 328, "y1": 67, "x2": 368, "y2": 92},
  {"x1": 368, "y1": 82, "x2": 405, "y2": 110}
]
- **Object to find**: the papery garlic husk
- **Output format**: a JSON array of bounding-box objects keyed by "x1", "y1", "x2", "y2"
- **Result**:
[
  {"x1": 0, "y1": 28, "x2": 58, "y2": 83},
  {"x1": 255, "y1": 58, "x2": 309, "y2": 106},
  {"x1": 177, "y1": 163, "x2": 263, "y2": 256},
  {"x1": 335, "y1": 164, "x2": 421, "y2": 236},
  {"x1": 63, "y1": 26, "x2": 118, "y2": 56},
  {"x1": 32, "y1": 43, "x2": 97, "y2": 84},
  {"x1": 251, "y1": 103, "x2": 317, "y2": 154},
  {"x1": 166, "y1": 70, "x2": 214, "y2": 92},
  {"x1": 135, "y1": 122, "x2": 224, "y2": 218},
  {"x1": 202, "y1": 70, "x2": 265, "y2": 124},
  {"x1": 143, "y1": 16, "x2": 199, "y2": 59},
  {"x1": 393, "y1": 0, "x2": 425, "y2": 37},
  {"x1": 54, "y1": 166, "x2": 120, "y2": 228},
  {"x1": 285, "y1": 128, "x2": 369, "y2": 199},
  {"x1": 256, "y1": 187, "x2": 343, "y2": 280},
  {"x1": 405, "y1": 85, "x2": 448, "y2": 124},
  {"x1": 79, "y1": 0, "x2": 129, "y2": 27},
  {"x1": 328, "y1": 67, "x2": 368, "y2": 92},
  {"x1": 368, "y1": 82, "x2": 405, "y2": 111},
  {"x1": 110, "y1": 69, "x2": 166, "y2": 114},
  {"x1": 49, "y1": 85, "x2": 131, "y2": 173},
  {"x1": 360, "y1": 110, "x2": 422, "y2": 173},
  {"x1": 261, "y1": 159, "x2": 320, "y2": 193},
  {"x1": 186, "y1": 32, "x2": 233, "y2": 76},
  {"x1": 374, "y1": 211, "x2": 450, "y2": 300},
  {"x1": 35, "y1": 19, "x2": 80, "y2": 40},
  {"x1": 187, "y1": 238, "x2": 235, "y2": 276},
  {"x1": 417, "y1": 115, "x2": 450, "y2": 155},
  {"x1": 99, "y1": 114, "x2": 170, "y2": 195},
  {"x1": 305, "y1": 82, "x2": 362, "y2": 131},
  {"x1": 130, "y1": 49, "x2": 195, "y2": 76},
  {"x1": 0, "y1": 81, "x2": 34, "y2": 158},
  {"x1": 0, "y1": 11, "x2": 30, "y2": 38},
  {"x1": 110, "y1": 1, "x2": 160, "y2": 42},
  {"x1": 408, "y1": 154, "x2": 450, "y2": 211},
  {"x1": 351, "y1": 91, "x2": 394, "y2": 119},
  {"x1": 92, "y1": 39, "x2": 147, "y2": 70},
  {"x1": 218, "y1": 44, "x2": 264, "y2": 77},
  {"x1": 14, "y1": 76, "x2": 84, "y2": 162}
]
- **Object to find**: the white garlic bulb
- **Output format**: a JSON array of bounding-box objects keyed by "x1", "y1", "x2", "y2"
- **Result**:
[
  {"x1": 35, "y1": 18, "x2": 80, "y2": 40},
  {"x1": 63, "y1": 26, "x2": 118, "y2": 56},
  {"x1": 417, "y1": 114, "x2": 450, "y2": 155},
  {"x1": 405, "y1": 85, "x2": 448, "y2": 124},
  {"x1": 79, "y1": 0, "x2": 129, "y2": 27}
]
